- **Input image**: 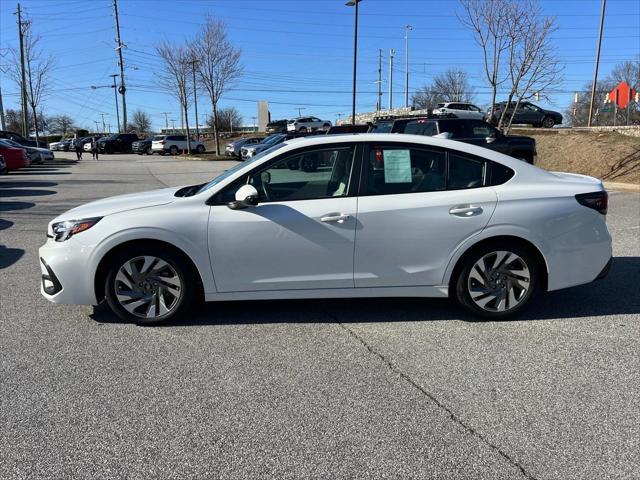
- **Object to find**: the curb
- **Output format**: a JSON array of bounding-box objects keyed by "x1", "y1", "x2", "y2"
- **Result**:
[{"x1": 603, "y1": 181, "x2": 640, "y2": 192}]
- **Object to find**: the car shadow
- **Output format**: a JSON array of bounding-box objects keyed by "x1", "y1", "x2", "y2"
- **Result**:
[
  {"x1": 0, "y1": 201, "x2": 36, "y2": 212},
  {"x1": 0, "y1": 246, "x2": 25, "y2": 269},
  {"x1": 90, "y1": 257, "x2": 640, "y2": 327},
  {"x1": 0, "y1": 181, "x2": 58, "y2": 189},
  {"x1": 0, "y1": 219, "x2": 14, "y2": 230},
  {"x1": 0, "y1": 189, "x2": 56, "y2": 197}
]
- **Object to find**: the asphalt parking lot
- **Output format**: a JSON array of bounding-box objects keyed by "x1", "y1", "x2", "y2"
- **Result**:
[{"x1": 1, "y1": 152, "x2": 639, "y2": 479}]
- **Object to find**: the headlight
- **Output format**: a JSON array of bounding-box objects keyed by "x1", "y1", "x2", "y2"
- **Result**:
[{"x1": 51, "y1": 217, "x2": 102, "y2": 242}]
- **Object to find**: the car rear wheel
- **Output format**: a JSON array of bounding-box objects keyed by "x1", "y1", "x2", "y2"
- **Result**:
[
  {"x1": 455, "y1": 243, "x2": 539, "y2": 319},
  {"x1": 299, "y1": 126, "x2": 308, "y2": 132},
  {"x1": 169, "y1": 146, "x2": 179, "y2": 155},
  {"x1": 541, "y1": 116, "x2": 555, "y2": 128},
  {"x1": 196, "y1": 144, "x2": 205, "y2": 153},
  {"x1": 145, "y1": 147, "x2": 152, "y2": 155},
  {"x1": 104, "y1": 246, "x2": 197, "y2": 325}
]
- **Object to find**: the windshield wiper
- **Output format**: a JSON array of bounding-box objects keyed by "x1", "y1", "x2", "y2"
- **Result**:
[{"x1": 174, "y1": 183, "x2": 206, "y2": 197}]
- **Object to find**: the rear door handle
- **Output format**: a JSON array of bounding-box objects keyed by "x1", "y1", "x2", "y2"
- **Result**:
[
  {"x1": 321, "y1": 213, "x2": 350, "y2": 223},
  {"x1": 449, "y1": 205, "x2": 483, "y2": 217}
]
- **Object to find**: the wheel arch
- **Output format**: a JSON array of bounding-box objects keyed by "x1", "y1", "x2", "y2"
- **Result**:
[
  {"x1": 446, "y1": 235, "x2": 549, "y2": 296},
  {"x1": 94, "y1": 238, "x2": 205, "y2": 304}
]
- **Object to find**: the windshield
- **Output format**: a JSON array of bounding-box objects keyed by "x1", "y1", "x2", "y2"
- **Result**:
[
  {"x1": 3, "y1": 139, "x2": 22, "y2": 147},
  {"x1": 196, "y1": 143, "x2": 287, "y2": 195},
  {"x1": 371, "y1": 122, "x2": 393, "y2": 133},
  {"x1": 261, "y1": 134, "x2": 284, "y2": 145}
]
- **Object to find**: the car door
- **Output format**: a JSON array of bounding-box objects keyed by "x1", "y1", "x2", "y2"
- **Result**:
[
  {"x1": 207, "y1": 143, "x2": 359, "y2": 292},
  {"x1": 354, "y1": 143, "x2": 497, "y2": 287}
]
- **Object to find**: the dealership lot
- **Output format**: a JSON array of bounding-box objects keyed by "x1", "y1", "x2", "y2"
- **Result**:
[{"x1": 1, "y1": 153, "x2": 639, "y2": 479}]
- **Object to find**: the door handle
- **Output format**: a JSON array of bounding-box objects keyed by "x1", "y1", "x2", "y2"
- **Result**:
[
  {"x1": 321, "y1": 213, "x2": 350, "y2": 223},
  {"x1": 449, "y1": 205, "x2": 483, "y2": 217}
]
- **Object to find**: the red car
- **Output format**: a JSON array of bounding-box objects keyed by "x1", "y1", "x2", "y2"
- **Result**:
[{"x1": 0, "y1": 141, "x2": 29, "y2": 171}]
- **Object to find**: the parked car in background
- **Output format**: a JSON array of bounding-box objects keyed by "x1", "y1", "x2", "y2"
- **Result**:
[
  {"x1": 0, "y1": 155, "x2": 6, "y2": 174},
  {"x1": 97, "y1": 133, "x2": 139, "y2": 154},
  {"x1": 0, "y1": 130, "x2": 47, "y2": 148},
  {"x1": 151, "y1": 135, "x2": 206, "y2": 155},
  {"x1": 38, "y1": 133, "x2": 612, "y2": 324},
  {"x1": 1, "y1": 138, "x2": 55, "y2": 164},
  {"x1": 489, "y1": 102, "x2": 563, "y2": 128},
  {"x1": 371, "y1": 117, "x2": 537, "y2": 164},
  {"x1": 53, "y1": 139, "x2": 72, "y2": 151},
  {"x1": 433, "y1": 102, "x2": 485, "y2": 120},
  {"x1": 266, "y1": 120, "x2": 288, "y2": 134},
  {"x1": 287, "y1": 117, "x2": 332, "y2": 132},
  {"x1": 132, "y1": 137, "x2": 155, "y2": 155},
  {"x1": 225, "y1": 137, "x2": 263, "y2": 157},
  {"x1": 0, "y1": 140, "x2": 30, "y2": 170},
  {"x1": 241, "y1": 134, "x2": 287, "y2": 160}
]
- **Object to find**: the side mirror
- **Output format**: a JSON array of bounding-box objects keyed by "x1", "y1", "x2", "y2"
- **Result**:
[{"x1": 228, "y1": 184, "x2": 259, "y2": 210}]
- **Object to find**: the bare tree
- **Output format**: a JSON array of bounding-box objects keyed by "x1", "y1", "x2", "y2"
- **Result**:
[
  {"x1": 458, "y1": 0, "x2": 510, "y2": 118},
  {"x1": 208, "y1": 107, "x2": 242, "y2": 133},
  {"x1": 5, "y1": 109, "x2": 23, "y2": 133},
  {"x1": 130, "y1": 109, "x2": 152, "y2": 134},
  {"x1": 156, "y1": 40, "x2": 192, "y2": 152},
  {"x1": 10, "y1": 22, "x2": 54, "y2": 144},
  {"x1": 497, "y1": 2, "x2": 562, "y2": 131},
  {"x1": 412, "y1": 69, "x2": 475, "y2": 109},
  {"x1": 48, "y1": 115, "x2": 75, "y2": 134},
  {"x1": 411, "y1": 85, "x2": 440, "y2": 110},
  {"x1": 192, "y1": 16, "x2": 242, "y2": 154}
]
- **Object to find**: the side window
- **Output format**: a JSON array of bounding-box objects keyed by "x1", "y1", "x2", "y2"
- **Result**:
[
  {"x1": 248, "y1": 146, "x2": 355, "y2": 202},
  {"x1": 438, "y1": 121, "x2": 468, "y2": 139},
  {"x1": 488, "y1": 161, "x2": 515, "y2": 186},
  {"x1": 364, "y1": 146, "x2": 446, "y2": 195},
  {"x1": 448, "y1": 153, "x2": 486, "y2": 189},
  {"x1": 470, "y1": 122, "x2": 496, "y2": 139},
  {"x1": 404, "y1": 121, "x2": 437, "y2": 136}
]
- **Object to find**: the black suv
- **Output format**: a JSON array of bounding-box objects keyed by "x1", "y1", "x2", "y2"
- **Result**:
[
  {"x1": 266, "y1": 119, "x2": 288, "y2": 134},
  {"x1": 132, "y1": 137, "x2": 154, "y2": 155},
  {"x1": 97, "y1": 133, "x2": 139, "y2": 154},
  {"x1": 372, "y1": 117, "x2": 537, "y2": 164},
  {"x1": 489, "y1": 102, "x2": 562, "y2": 128}
]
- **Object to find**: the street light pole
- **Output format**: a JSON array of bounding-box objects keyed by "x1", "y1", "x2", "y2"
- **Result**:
[
  {"x1": 346, "y1": 0, "x2": 361, "y2": 125},
  {"x1": 109, "y1": 74, "x2": 121, "y2": 132},
  {"x1": 389, "y1": 48, "x2": 394, "y2": 110},
  {"x1": 404, "y1": 24, "x2": 413, "y2": 108},
  {"x1": 587, "y1": 0, "x2": 606, "y2": 127}
]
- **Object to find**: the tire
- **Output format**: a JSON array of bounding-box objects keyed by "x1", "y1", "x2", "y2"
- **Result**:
[
  {"x1": 104, "y1": 245, "x2": 197, "y2": 325},
  {"x1": 298, "y1": 126, "x2": 308, "y2": 132},
  {"x1": 541, "y1": 116, "x2": 555, "y2": 128},
  {"x1": 145, "y1": 147, "x2": 152, "y2": 155},
  {"x1": 169, "y1": 145, "x2": 179, "y2": 155},
  {"x1": 196, "y1": 144, "x2": 205, "y2": 154},
  {"x1": 454, "y1": 242, "x2": 540, "y2": 319},
  {"x1": 323, "y1": 123, "x2": 330, "y2": 129}
]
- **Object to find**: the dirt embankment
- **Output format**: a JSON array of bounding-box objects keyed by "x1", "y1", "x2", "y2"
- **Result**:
[{"x1": 521, "y1": 129, "x2": 640, "y2": 184}]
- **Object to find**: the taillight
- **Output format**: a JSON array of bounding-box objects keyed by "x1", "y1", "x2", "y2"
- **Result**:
[
  {"x1": 575, "y1": 191, "x2": 608, "y2": 215},
  {"x1": 160, "y1": 141, "x2": 166, "y2": 144}
]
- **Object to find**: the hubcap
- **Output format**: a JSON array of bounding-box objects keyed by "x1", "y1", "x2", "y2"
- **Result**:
[
  {"x1": 114, "y1": 256, "x2": 182, "y2": 319},
  {"x1": 467, "y1": 251, "x2": 531, "y2": 312}
]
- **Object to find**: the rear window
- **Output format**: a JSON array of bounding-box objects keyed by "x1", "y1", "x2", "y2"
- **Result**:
[
  {"x1": 152, "y1": 136, "x2": 165, "y2": 141},
  {"x1": 370, "y1": 121, "x2": 394, "y2": 133},
  {"x1": 437, "y1": 120, "x2": 468, "y2": 138},
  {"x1": 435, "y1": 103, "x2": 445, "y2": 109}
]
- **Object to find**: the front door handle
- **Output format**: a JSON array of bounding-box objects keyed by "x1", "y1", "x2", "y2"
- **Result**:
[
  {"x1": 321, "y1": 213, "x2": 350, "y2": 223},
  {"x1": 449, "y1": 205, "x2": 483, "y2": 217}
]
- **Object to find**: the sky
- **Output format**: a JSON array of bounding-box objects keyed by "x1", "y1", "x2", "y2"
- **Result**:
[{"x1": 1, "y1": 0, "x2": 639, "y2": 132}]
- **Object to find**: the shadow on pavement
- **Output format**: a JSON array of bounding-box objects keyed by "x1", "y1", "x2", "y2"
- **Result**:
[
  {"x1": 90, "y1": 257, "x2": 640, "y2": 327},
  {"x1": 0, "y1": 189, "x2": 56, "y2": 197},
  {"x1": 0, "y1": 201, "x2": 35, "y2": 211},
  {"x1": 0, "y1": 219, "x2": 14, "y2": 230},
  {"x1": 0, "y1": 181, "x2": 58, "y2": 188},
  {"x1": 0, "y1": 246, "x2": 25, "y2": 269}
]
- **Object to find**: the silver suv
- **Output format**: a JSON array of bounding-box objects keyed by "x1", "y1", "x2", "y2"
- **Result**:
[
  {"x1": 287, "y1": 117, "x2": 331, "y2": 132},
  {"x1": 433, "y1": 102, "x2": 485, "y2": 120}
]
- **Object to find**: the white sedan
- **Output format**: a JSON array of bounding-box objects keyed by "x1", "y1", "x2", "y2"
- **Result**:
[{"x1": 39, "y1": 134, "x2": 612, "y2": 324}]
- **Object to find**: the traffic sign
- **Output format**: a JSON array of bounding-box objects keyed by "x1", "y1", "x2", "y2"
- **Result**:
[{"x1": 608, "y1": 81, "x2": 637, "y2": 110}]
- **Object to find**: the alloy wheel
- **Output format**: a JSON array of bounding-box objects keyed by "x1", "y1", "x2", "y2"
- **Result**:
[
  {"x1": 467, "y1": 250, "x2": 531, "y2": 313},
  {"x1": 113, "y1": 255, "x2": 182, "y2": 319}
]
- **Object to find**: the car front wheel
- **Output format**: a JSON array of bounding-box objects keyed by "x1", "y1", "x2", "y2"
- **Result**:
[
  {"x1": 455, "y1": 243, "x2": 539, "y2": 319},
  {"x1": 104, "y1": 246, "x2": 197, "y2": 325},
  {"x1": 196, "y1": 144, "x2": 205, "y2": 153},
  {"x1": 169, "y1": 146, "x2": 179, "y2": 155}
]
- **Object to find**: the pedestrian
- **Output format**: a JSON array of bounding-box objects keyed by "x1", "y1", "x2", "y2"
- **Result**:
[
  {"x1": 91, "y1": 136, "x2": 99, "y2": 160},
  {"x1": 74, "y1": 137, "x2": 83, "y2": 161}
]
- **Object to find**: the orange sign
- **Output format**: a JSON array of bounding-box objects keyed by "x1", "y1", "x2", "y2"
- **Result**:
[{"x1": 609, "y1": 81, "x2": 637, "y2": 109}]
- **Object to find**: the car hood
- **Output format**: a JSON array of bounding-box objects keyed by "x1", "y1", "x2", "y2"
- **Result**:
[{"x1": 54, "y1": 187, "x2": 180, "y2": 222}]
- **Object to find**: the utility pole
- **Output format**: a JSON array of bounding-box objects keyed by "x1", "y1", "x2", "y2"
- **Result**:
[
  {"x1": 388, "y1": 48, "x2": 395, "y2": 110},
  {"x1": 346, "y1": 0, "x2": 361, "y2": 125},
  {"x1": 404, "y1": 24, "x2": 413, "y2": 109},
  {"x1": 0, "y1": 85, "x2": 6, "y2": 130},
  {"x1": 100, "y1": 113, "x2": 107, "y2": 132},
  {"x1": 16, "y1": 3, "x2": 29, "y2": 137},
  {"x1": 377, "y1": 48, "x2": 382, "y2": 112},
  {"x1": 588, "y1": 0, "x2": 606, "y2": 127},
  {"x1": 170, "y1": 119, "x2": 176, "y2": 132},
  {"x1": 93, "y1": 120, "x2": 100, "y2": 132},
  {"x1": 160, "y1": 112, "x2": 170, "y2": 132},
  {"x1": 109, "y1": 74, "x2": 121, "y2": 132},
  {"x1": 295, "y1": 107, "x2": 305, "y2": 117},
  {"x1": 186, "y1": 59, "x2": 200, "y2": 140},
  {"x1": 112, "y1": 0, "x2": 127, "y2": 131}
]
